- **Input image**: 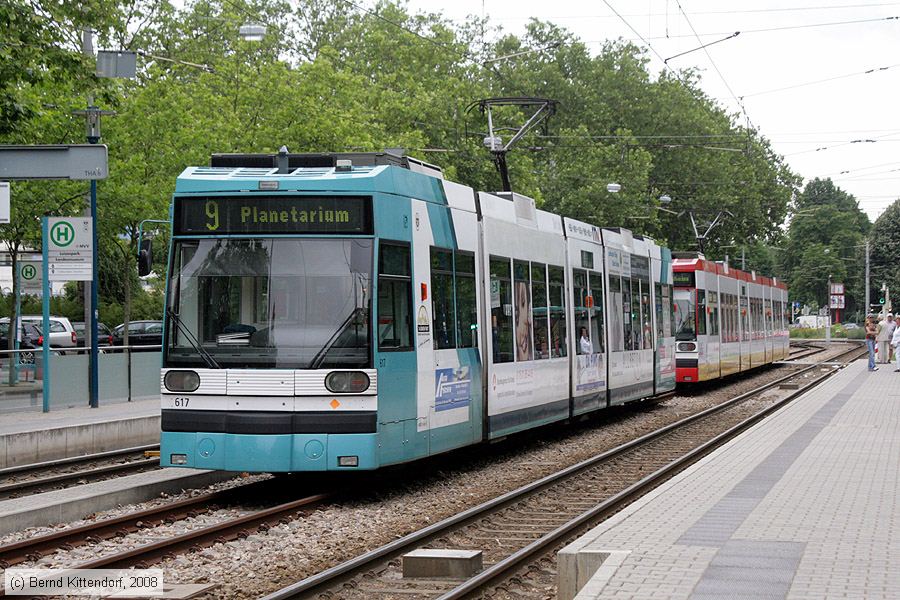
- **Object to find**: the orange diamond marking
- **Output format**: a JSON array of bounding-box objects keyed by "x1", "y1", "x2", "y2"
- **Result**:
[{"x1": 330, "y1": 399, "x2": 341, "y2": 409}]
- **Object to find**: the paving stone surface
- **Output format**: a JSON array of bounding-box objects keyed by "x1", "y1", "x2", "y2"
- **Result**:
[{"x1": 559, "y1": 360, "x2": 900, "y2": 600}]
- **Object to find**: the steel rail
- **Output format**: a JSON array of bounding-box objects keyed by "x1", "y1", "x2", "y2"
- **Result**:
[
  {"x1": 0, "y1": 479, "x2": 272, "y2": 569},
  {"x1": 262, "y1": 343, "x2": 865, "y2": 600},
  {"x1": 436, "y1": 345, "x2": 867, "y2": 599},
  {"x1": 65, "y1": 492, "x2": 333, "y2": 571},
  {"x1": 0, "y1": 444, "x2": 159, "y2": 478},
  {"x1": 0, "y1": 457, "x2": 159, "y2": 498}
]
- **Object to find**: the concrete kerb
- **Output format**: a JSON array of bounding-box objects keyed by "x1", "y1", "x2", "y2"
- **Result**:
[
  {"x1": 0, "y1": 468, "x2": 238, "y2": 536},
  {"x1": 0, "y1": 415, "x2": 160, "y2": 469},
  {"x1": 558, "y1": 549, "x2": 630, "y2": 600}
]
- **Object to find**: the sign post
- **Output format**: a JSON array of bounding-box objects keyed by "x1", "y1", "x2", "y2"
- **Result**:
[
  {"x1": 829, "y1": 282, "x2": 845, "y2": 324},
  {"x1": 41, "y1": 219, "x2": 50, "y2": 413},
  {"x1": 44, "y1": 217, "x2": 94, "y2": 410}
]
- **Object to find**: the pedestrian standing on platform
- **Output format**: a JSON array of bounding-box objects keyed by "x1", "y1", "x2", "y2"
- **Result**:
[
  {"x1": 876, "y1": 314, "x2": 893, "y2": 363},
  {"x1": 892, "y1": 323, "x2": 900, "y2": 372},
  {"x1": 865, "y1": 316, "x2": 878, "y2": 371},
  {"x1": 887, "y1": 314, "x2": 897, "y2": 362}
]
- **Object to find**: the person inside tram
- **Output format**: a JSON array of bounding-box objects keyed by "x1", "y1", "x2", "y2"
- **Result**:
[{"x1": 579, "y1": 326, "x2": 592, "y2": 355}]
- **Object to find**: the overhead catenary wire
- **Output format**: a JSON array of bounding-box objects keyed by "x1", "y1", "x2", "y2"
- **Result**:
[
  {"x1": 731, "y1": 62, "x2": 900, "y2": 99},
  {"x1": 489, "y1": 2, "x2": 900, "y2": 21},
  {"x1": 673, "y1": 0, "x2": 754, "y2": 133}
]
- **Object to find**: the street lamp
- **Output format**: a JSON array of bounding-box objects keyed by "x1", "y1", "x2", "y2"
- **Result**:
[
  {"x1": 606, "y1": 182, "x2": 621, "y2": 193},
  {"x1": 239, "y1": 23, "x2": 267, "y2": 42}
]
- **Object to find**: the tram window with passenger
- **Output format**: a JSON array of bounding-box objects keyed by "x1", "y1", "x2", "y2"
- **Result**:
[
  {"x1": 377, "y1": 242, "x2": 412, "y2": 350},
  {"x1": 490, "y1": 256, "x2": 514, "y2": 363},
  {"x1": 574, "y1": 269, "x2": 590, "y2": 353},
  {"x1": 548, "y1": 266, "x2": 567, "y2": 358}
]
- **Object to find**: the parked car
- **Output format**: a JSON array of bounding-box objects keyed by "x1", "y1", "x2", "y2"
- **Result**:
[
  {"x1": 0, "y1": 322, "x2": 43, "y2": 364},
  {"x1": 0, "y1": 316, "x2": 77, "y2": 352},
  {"x1": 72, "y1": 322, "x2": 114, "y2": 349},
  {"x1": 112, "y1": 320, "x2": 163, "y2": 348}
]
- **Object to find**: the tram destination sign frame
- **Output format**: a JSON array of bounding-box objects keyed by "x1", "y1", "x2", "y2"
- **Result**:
[{"x1": 174, "y1": 195, "x2": 373, "y2": 235}]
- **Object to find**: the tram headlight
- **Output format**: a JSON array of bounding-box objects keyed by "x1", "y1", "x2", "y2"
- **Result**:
[
  {"x1": 677, "y1": 342, "x2": 698, "y2": 352},
  {"x1": 325, "y1": 371, "x2": 370, "y2": 393},
  {"x1": 164, "y1": 370, "x2": 200, "y2": 392}
]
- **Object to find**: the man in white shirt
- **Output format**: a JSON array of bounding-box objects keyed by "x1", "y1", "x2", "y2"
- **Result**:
[
  {"x1": 876, "y1": 314, "x2": 893, "y2": 363},
  {"x1": 891, "y1": 321, "x2": 900, "y2": 372}
]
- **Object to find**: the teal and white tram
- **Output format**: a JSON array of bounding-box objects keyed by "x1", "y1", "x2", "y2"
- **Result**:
[{"x1": 158, "y1": 151, "x2": 675, "y2": 472}]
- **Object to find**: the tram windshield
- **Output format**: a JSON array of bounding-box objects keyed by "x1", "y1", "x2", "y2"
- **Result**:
[
  {"x1": 165, "y1": 238, "x2": 372, "y2": 369},
  {"x1": 674, "y1": 289, "x2": 696, "y2": 341}
]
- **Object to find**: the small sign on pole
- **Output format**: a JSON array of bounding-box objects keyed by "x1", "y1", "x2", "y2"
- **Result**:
[
  {"x1": 47, "y1": 217, "x2": 93, "y2": 281},
  {"x1": 19, "y1": 260, "x2": 42, "y2": 293},
  {"x1": 0, "y1": 182, "x2": 9, "y2": 223}
]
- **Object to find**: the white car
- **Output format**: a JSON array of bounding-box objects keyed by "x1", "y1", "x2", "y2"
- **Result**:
[{"x1": 0, "y1": 316, "x2": 78, "y2": 351}]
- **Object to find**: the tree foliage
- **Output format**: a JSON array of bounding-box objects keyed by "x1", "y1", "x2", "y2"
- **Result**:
[
  {"x1": 2, "y1": 0, "x2": 808, "y2": 336},
  {"x1": 779, "y1": 178, "x2": 870, "y2": 316}
]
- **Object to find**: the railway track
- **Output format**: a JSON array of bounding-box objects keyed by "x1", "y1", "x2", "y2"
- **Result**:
[
  {"x1": 0, "y1": 445, "x2": 161, "y2": 499},
  {"x1": 0, "y1": 341, "x2": 857, "y2": 595},
  {"x1": 260, "y1": 343, "x2": 865, "y2": 600},
  {"x1": 0, "y1": 478, "x2": 272, "y2": 570}
]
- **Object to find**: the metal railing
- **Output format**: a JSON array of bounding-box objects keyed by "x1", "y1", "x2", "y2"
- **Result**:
[{"x1": 0, "y1": 346, "x2": 162, "y2": 411}]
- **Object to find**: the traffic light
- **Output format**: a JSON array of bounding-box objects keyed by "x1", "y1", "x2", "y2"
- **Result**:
[{"x1": 880, "y1": 297, "x2": 886, "y2": 305}]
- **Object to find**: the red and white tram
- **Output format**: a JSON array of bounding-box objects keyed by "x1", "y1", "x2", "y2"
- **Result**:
[{"x1": 673, "y1": 254, "x2": 789, "y2": 383}]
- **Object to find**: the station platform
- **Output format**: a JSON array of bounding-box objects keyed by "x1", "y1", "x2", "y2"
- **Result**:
[
  {"x1": 0, "y1": 398, "x2": 159, "y2": 469},
  {"x1": 558, "y1": 359, "x2": 899, "y2": 600},
  {"x1": 0, "y1": 466, "x2": 234, "y2": 535}
]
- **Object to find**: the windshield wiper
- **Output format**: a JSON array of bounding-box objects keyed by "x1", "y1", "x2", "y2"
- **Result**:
[
  {"x1": 166, "y1": 307, "x2": 221, "y2": 369},
  {"x1": 309, "y1": 307, "x2": 362, "y2": 369}
]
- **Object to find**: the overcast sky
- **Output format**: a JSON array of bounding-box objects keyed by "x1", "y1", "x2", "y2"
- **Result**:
[{"x1": 405, "y1": 0, "x2": 900, "y2": 220}]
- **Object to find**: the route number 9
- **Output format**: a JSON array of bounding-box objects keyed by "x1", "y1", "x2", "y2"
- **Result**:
[{"x1": 205, "y1": 200, "x2": 219, "y2": 231}]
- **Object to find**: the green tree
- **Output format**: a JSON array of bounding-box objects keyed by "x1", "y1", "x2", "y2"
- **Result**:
[
  {"x1": 868, "y1": 199, "x2": 900, "y2": 311},
  {"x1": 781, "y1": 178, "x2": 870, "y2": 312}
]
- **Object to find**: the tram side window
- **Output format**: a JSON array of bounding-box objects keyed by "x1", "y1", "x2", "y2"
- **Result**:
[
  {"x1": 532, "y1": 263, "x2": 549, "y2": 359},
  {"x1": 655, "y1": 283, "x2": 663, "y2": 342},
  {"x1": 741, "y1": 296, "x2": 750, "y2": 342},
  {"x1": 639, "y1": 279, "x2": 651, "y2": 350},
  {"x1": 490, "y1": 256, "x2": 513, "y2": 363},
  {"x1": 728, "y1": 294, "x2": 737, "y2": 342},
  {"x1": 589, "y1": 272, "x2": 605, "y2": 353},
  {"x1": 668, "y1": 285, "x2": 676, "y2": 338},
  {"x1": 709, "y1": 292, "x2": 720, "y2": 337},
  {"x1": 697, "y1": 289, "x2": 707, "y2": 336},
  {"x1": 620, "y1": 277, "x2": 636, "y2": 352},
  {"x1": 608, "y1": 276, "x2": 625, "y2": 352},
  {"x1": 514, "y1": 260, "x2": 533, "y2": 361},
  {"x1": 431, "y1": 248, "x2": 456, "y2": 350},
  {"x1": 574, "y1": 269, "x2": 590, "y2": 354},
  {"x1": 377, "y1": 243, "x2": 413, "y2": 350},
  {"x1": 548, "y1": 266, "x2": 567, "y2": 358},
  {"x1": 455, "y1": 252, "x2": 477, "y2": 349}
]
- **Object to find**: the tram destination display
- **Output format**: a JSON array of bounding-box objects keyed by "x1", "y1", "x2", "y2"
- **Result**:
[
  {"x1": 672, "y1": 271, "x2": 695, "y2": 286},
  {"x1": 175, "y1": 195, "x2": 372, "y2": 234}
]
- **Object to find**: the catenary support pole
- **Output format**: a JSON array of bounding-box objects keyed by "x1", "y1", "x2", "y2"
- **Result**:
[{"x1": 865, "y1": 239, "x2": 870, "y2": 316}]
